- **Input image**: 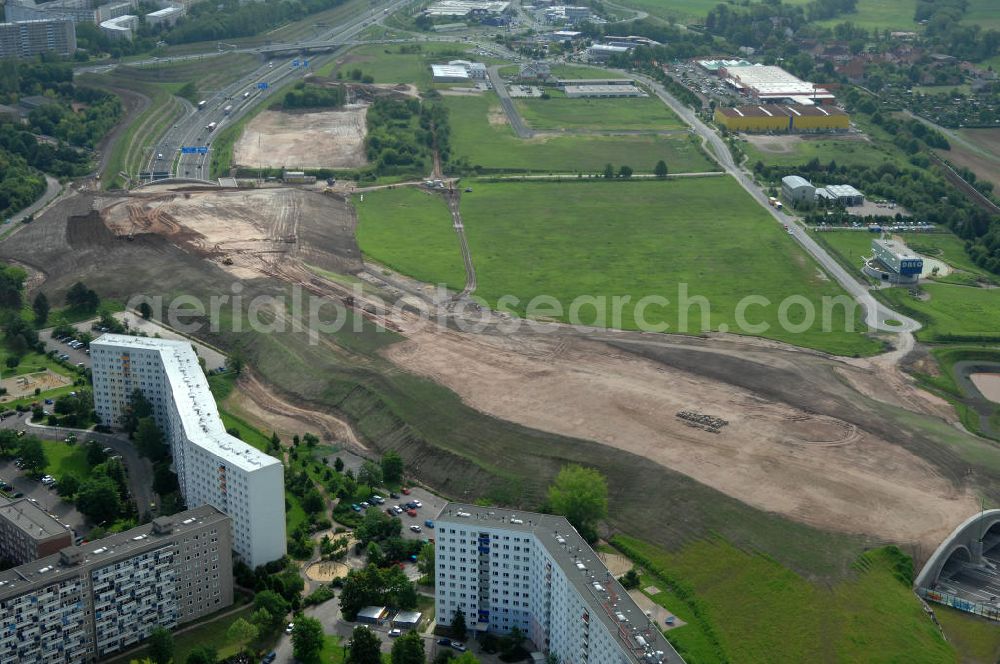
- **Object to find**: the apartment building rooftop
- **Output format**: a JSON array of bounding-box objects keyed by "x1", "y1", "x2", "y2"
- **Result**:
[
  {"x1": 93, "y1": 334, "x2": 280, "y2": 473},
  {"x1": 0, "y1": 504, "x2": 228, "y2": 599},
  {"x1": 0, "y1": 496, "x2": 70, "y2": 541},
  {"x1": 437, "y1": 503, "x2": 679, "y2": 663}
]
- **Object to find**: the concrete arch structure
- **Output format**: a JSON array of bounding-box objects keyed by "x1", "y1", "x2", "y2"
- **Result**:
[
  {"x1": 132, "y1": 177, "x2": 220, "y2": 189},
  {"x1": 915, "y1": 509, "x2": 1000, "y2": 589}
]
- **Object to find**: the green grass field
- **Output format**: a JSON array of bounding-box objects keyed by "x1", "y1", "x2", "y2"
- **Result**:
[
  {"x1": 444, "y1": 94, "x2": 716, "y2": 173},
  {"x1": 964, "y1": 0, "x2": 1000, "y2": 30},
  {"x1": 355, "y1": 187, "x2": 466, "y2": 289},
  {"x1": 359, "y1": 178, "x2": 881, "y2": 355},
  {"x1": 615, "y1": 536, "x2": 955, "y2": 664},
  {"x1": 937, "y1": 605, "x2": 1000, "y2": 662},
  {"x1": 460, "y1": 179, "x2": 880, "y2": 355},
  {"x1": 882, "y1": 282, "x2": 1000, "y2": 341},
  {"x1": 319, "y1": 42, "x2": 479, "y2": 86},
  {"x1": 515, "y1": 91, "x2": 686, "y2": 131},
  {"x1": 814, "y1": 0, "x2": 919, "y2": 29},
  {"x1": 41, "y1": 440, "x2": 90, "y2": 479},
  {"x1": 742, "y1": 136, "x2": 908, "y2": 170}
]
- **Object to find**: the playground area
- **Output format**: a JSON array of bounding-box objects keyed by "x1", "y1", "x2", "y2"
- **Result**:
[{"x1": 0, "y1": 370, "x2": 72, "y2": 401}]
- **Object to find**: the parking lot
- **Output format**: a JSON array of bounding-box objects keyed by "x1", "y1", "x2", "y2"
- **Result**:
[
  {"x1": 0, "y1": 456, "x2": 87, "y2": 539},
  {"x1": 39, "y1": 312, "x2": 227, "y2": 373},
  {"x1": 333, "y1": 449, "x2": 448, "y2": 542}
]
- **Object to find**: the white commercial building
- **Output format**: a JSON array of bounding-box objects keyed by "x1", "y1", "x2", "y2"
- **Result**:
[
  {"x1": 0, "y1": 505, "x2": 232, "y2": 664},
  {"x1": 145, "y1": 4, "x2": 184, "y2": 26},
  {"x1": 564, "y1": 84, "x2": 645, "y2": 98},
  {"x1": 719, "y1": 64, "x2": 835, "y2": 103},
  {"x1": 435, "y1": 504, "x2": 682, "y2": 664},
  {"x1": 431, "y1": 64, "x2": 472, "y2": 82},
  {"x1": 91, "y1": 334, "x2": 285, "y2": 568},
  {"x1": 99, "y1": 13, "x2": 138, "y2": 40},
  {"x1": 587, "y1": 44, "x2": 630, "y2": 62}
]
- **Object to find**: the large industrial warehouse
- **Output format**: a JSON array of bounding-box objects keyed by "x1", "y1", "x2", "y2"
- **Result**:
[
  {"x1": 714, "y1": 104, "x2": 849, "y2": 132},
  {"x1": 718, "y1": 64, "x2": 836, "y2": 104}
]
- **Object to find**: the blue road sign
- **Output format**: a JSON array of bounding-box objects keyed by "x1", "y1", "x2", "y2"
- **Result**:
[
  {"x1": 182, "y1": 146, "x2": 209, "y2": 154},
  {"x1": 303, "y1": 60, "x2": 309, "y2": 67},
  {"x1": 258, "y1": 82, "x2": 269, "y2": 90},
  {"x1": 292, "y1": 59, "x2": 300, "y2": 67}
]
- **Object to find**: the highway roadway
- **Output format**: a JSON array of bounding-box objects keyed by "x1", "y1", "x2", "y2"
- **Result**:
[
  {"x1": 109, "y1": 0, "x2": 416, "y2": 183},
  {"x1": 626, "y1": 69, "x2": 921, "y2": 335}
]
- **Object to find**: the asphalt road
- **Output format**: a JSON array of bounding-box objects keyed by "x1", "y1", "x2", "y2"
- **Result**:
[
  {"x1": 627, "y1": 69, "x2": 921, "y2": 335},
  {"x1": 487, "y1": 65, "x2": 533, "y2": 139},
  {"x1": 0, "y1": 415, "x2": 155, "y2": 528}
]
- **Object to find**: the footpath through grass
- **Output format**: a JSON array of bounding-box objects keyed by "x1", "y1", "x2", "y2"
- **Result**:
[
  {"x1": 444, "y1": 94, "x2": 716, "y2": 174},
  {"x1": 355, "y1": 187, "x2": 466, "y2": 290},
  {"x1": 449, "y1": 179, "x2": 880, "y2": 355},
  {"x1": 614, "y1": 535, "x2": 955, "y2": 664}
]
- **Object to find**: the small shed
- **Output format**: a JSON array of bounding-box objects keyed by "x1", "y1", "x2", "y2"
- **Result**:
[
  {"x1": 392, "y1": 610, "x2": 423, "y2": 630},
  {"x1": 356, "y1": 606, "x2": 388, "y2": 625}
]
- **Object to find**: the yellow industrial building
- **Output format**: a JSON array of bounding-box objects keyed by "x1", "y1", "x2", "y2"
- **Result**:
[{"x1": 714, "y1": 104, "x2": 849, "y2": 133}]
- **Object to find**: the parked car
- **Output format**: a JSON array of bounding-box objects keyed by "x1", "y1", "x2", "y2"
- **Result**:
[
  {"x1": 385, "y1": 508, "x2": 395, "y2": 516},
  {"x1": 406, "y1": 508, "x2": 417, "y2": 517},
  {"x1": 424, "y1": 520, "x2": 434, "y2": 529},
  {"x1": 410, "y1": 525, "x2": 421, "y2": 533},
  {"x1": 401, "y1": 488, "x2": 411, "y2": 495},
  {"x1": 437, "y1": 639, "x2": 451, "y2": 646},
  {"x1": 389, "y1": 492, "x2": 400, "y2": 499},
  {"x1": 388, "y1": 629, "x2": 402, "y2": 637},
  {"x1": 413, "y1": 500, "x2": 423, "y2": 508},
  {"x1": 263, "y1": 653, "x2": 276, "y2": 664},
  {"x1": 359, "y1": 501, "x2": 370, "y2": 509},
  {"x1": 451, "y1": 642, "x2": 467, "y2": 652},
  {"x1": 351, "y1": 504, "x2": 361, "y2": 512},
  {"x1": 285, "y1": 623, "x2": 294, "y2": 634}
]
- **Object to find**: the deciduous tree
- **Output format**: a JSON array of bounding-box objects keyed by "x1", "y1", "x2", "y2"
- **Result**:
[{"x1": 547, "y1": 464, "x2": 608, "y2": 542}]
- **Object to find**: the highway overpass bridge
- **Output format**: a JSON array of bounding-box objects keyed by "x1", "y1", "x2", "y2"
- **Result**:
[{"x1": 915, "y1": 509, "x2": 1000, "y2": 621}]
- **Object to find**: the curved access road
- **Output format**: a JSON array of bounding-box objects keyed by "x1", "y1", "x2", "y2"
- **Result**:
[{"x1": 627, "y1": 69, "x2": 921, "y2": 335}]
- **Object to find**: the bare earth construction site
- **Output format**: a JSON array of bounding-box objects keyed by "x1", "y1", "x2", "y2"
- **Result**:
[
  {"x1": 6, "y1": 185, "x2": 991, "y2": 565},
  {"x1": 233, "y1": 107, "x2": 369, "y2": 170}
]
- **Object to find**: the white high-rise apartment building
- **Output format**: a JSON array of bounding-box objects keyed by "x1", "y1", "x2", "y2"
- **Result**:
[
  {"x1": 91, "y1": 334, "x2": 285, "y2": 568},
  {"x1": 435, "y1": 504, "x2": 683, "y2": 664}
]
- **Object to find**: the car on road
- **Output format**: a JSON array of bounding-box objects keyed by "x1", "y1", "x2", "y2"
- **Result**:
[
  {"x1": 410, "y1": 525, "x2": 421, "y2": 533},
  {"x1": 388, "y1": 628, "x2": 402, "y2": 637},
  {"x1": 285, "y1": 622, "x2": 294, "y2": 634}
]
